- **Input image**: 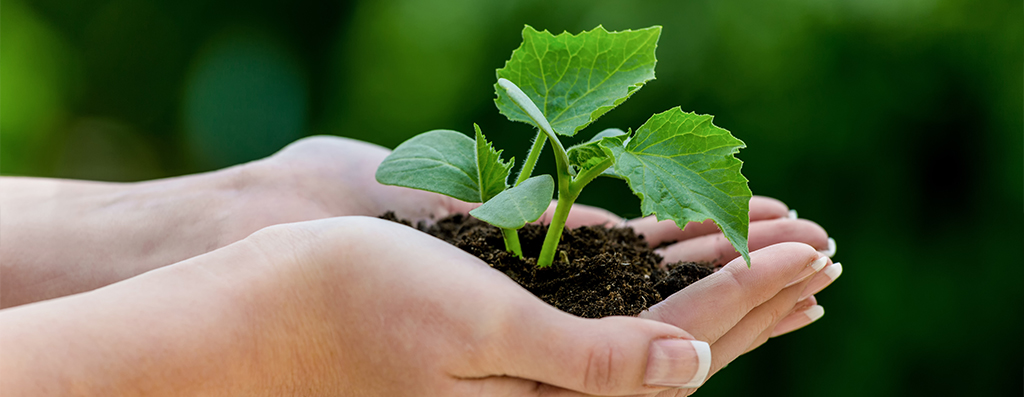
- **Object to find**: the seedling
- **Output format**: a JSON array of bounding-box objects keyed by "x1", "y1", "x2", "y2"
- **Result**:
[{"x1": 376, "y1": 25, "x2": 752, "y2": 268}]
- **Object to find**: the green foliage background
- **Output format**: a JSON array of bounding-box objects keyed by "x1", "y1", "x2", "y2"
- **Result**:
[{"x1": 3, "y1": 0, "x2": 1021, "y2": 394}]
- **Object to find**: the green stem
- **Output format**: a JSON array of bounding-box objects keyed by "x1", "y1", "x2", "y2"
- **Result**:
[
  {"x1": 501, "y1": 228, "x2": 524, "y2": 259},
  {"x1": 534, "y1": 114, "x2": 577, "y2": 268},
  {"x1": 514, "y1": 132, "x2": 546, "y2": 186},
  {"x1": 536, "y1": 159, "x2": 613, "y2": 268},
  {"x1": 568, "y1": 158, "x2": 614, "y2": 194},
  {"x1": 537, "y1": 188, "x2": 577, "y2": 268}
]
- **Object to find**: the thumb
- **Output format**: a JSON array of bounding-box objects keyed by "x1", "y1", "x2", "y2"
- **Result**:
[{"x1": 486, "y1": 302, "x2": 712, "y2": 395}]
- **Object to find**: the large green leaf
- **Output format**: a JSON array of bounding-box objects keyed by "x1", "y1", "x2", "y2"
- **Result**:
[
  {"x1": 495, "y1": 25, "x2": 660, "y2": 137},
  {"x1": 470, "y1": 175, "x2": 554, "y2": 229},
  {"x1": 602, "y1": 108, "x2": 753, "y2": 265},
  {"x1": 375, "y1": 128, "x2": 511, "y2": 203}
]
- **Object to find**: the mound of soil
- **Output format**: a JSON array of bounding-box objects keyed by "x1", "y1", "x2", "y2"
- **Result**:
[{"x1": 382, "y1": 212, "x2": 714, "y2": 318}]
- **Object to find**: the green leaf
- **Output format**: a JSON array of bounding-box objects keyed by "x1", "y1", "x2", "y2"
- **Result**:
[
  {"x1": 474, "y1": 124, "x2": 514, "y2": 202},
  {"x1": 495, "y1": 25, "x2": 660, "y2": 137},
  {"x1": 567, "y1": 128, "x2": 627, "y2": 171},
  {"x1": 470, "y1": 175, "x2": 554, "y2": 229},
  {"x1": 567, "y1": 142, "x2": 608, "y2": 172},
  {"x1": 602, "y1": 108, "x2": 753, "y2": 265},
  {"x1": 375, "y1": 129, "x2": 511, "y2": 203}
]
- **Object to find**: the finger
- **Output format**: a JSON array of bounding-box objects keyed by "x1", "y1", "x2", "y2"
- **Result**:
[
  {"x1": 741, "y1": 296, "x2": 819, "y2": 355},
  {"x1": 626, "y1": 196, "x2": 789, "y2": 246},
  {"x1": 639, "y1": 243, "x2": 828, "y2": 344},
  {"x1": 480, "y1": 303, "x2": 713, "y2": 394},
  {"x1": 771, "y1": 299, "x2": 826, "y2": 338},
  {"x1": 655, "y1": 219, "x2": 829, "y2": 266},
  {"x1": 798, "y1": 262, "x2": 842, "y2": 301},
  {"x1": 705, "y1": 280, "x2": 811, "y2": 376},
  {"x1": 534, "y1": 201, "x2": 625, "y2": 228}
]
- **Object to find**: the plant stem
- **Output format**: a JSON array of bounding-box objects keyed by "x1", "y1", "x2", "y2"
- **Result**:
[
  {"x1": 537, "y1": 188, "x2": 577, "y2": 268},
  {"x1": 569, "y1": 158, "x2": 614, "y2": 193},
  {"x1": 536, "y1": 159, "x2": 614, "y2": 268},
  {"x1": 501, "y1": 227, "x2": 524, "y2": 259},
  {"x1": 514, "y1": 132, "x2": 546, "y2": 186}
]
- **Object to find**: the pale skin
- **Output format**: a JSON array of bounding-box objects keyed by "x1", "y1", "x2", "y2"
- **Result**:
[{"x1": 0, "y1": 136, "x2": 839, "y2": 396}]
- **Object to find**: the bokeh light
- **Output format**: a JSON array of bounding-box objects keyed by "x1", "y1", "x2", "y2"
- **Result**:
[{"x1": 183, "y1": 29, "x2": 308, "y2": 169}]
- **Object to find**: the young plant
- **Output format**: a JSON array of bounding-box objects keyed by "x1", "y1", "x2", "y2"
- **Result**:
[{"x1": 376, "y1": 25, "x2": 752, "y2": 268}]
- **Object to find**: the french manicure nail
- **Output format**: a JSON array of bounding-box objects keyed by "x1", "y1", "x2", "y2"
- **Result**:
[
  {"x1": 785, "y1": 255, "x2": 829, "y2": 288},
  {"x1": 771, "y1": 304, "x2": 826, "y2": 337},
  {"x1": 810, "y1": 255, "x2": 828, "y2": 272},
  {"x1": 825, "y1": 261, "x2": 843, "y2": 280},
  {"x1": 645, "y1": 339, "x2": 712, "y2": 388},
  {"x1": 787, "y1": 209, "x2": 798, "y2": 219},
  {"x1": 803, "y1": 305, "x2": 825, "y2": 322},
  {"x1": 799, "y1": 262, "x2": 843, "y2": 301},
  {"x1": 817, "y1": 238, "x2": 837, "y2": 258}
]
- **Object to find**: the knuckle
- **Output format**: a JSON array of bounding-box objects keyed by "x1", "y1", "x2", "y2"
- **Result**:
[
  {"x1": 583, "y1": 341, "x2": 622, "y2": 394},
  {"x1": 758, "y1": 305, "x2": 789, "y2": 332}
]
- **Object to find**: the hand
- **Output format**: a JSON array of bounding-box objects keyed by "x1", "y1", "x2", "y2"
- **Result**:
[
  {"x1": 0, "y1": 136, "x2": 474, "y2": 308},
  {"x1": 243, "y1": 217, "x2": 837, "y2": 396},
  {"x1": 264, "y1": 140, "x2": 843, "y2": 362}
]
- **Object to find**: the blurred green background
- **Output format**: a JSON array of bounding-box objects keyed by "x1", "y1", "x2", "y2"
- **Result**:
[{"x1": 3, "y1": 0, "x2": 1021, "y2": 394}]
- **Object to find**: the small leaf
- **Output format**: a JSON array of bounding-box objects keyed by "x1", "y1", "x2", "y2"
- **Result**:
[
  {"x1": 470, "y1": 175, "x2": 554, "y2": 229},
  {"x1": 376, "y1": 129, "x2": 511, "y2": 203},
  {"x1": 567, "y1": 128, "x2": 628, "y2": 175},
  {"x1": 567, "y1": 128, "x2": 628, "y2": 171},
  {"x1": 474, "y1": 124, "x2": 514, "y2": 202},
  {"x1": 495, "y1": 25, "x2": 660, "y2": 137},
  {"x1": 602, "y1": 108, "x2": 753, "y2": 265},
  {"x1": 567, "y1": 142, "x2": 608, "y2": 172}
]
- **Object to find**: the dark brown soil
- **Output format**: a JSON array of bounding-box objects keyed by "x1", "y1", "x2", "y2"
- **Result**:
[{"x1": 381, "y1": 212, "x2": 714, "y2": 318}]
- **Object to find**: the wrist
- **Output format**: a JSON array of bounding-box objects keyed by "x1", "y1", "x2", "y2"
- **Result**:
[{"x1": 0, "y1": 168, "x2": 264, "y2": 308}]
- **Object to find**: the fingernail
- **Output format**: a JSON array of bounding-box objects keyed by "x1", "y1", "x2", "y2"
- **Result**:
[
  {"x1": 771, "y1": 305, "x2": 826, "y2": 337},
  {"x1": 804, "y1": 305, "x2": 825, "y2": 322},
  {"x1": 799, "y1": 262, "x2": 843, "y2": 301},
  {"x1": 787, "y1": 209, "x2": 798, "y2": 219},
  {"x1": 785, "y1": 255, "x2": 829, "y2": 288},
  {"x1": 645, "y1": 339, "x2": 712, "y2": 388},
  {"x1": 817, "y1": 238, "x2": 837, "y2": 258}
]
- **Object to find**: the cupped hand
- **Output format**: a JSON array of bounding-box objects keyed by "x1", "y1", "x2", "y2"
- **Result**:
[
  {"x1": 264, "y1": 137, "x2": 844, "y2": 345},
  {"x1": 241, "y1": 216, "x2": 834, "y2": 396}
]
